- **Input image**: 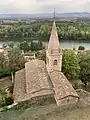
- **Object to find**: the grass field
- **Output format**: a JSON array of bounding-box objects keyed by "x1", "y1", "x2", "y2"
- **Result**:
[
  {"x1": 0, "y1": 109, "x2": 24, "y2": 120},
  {"x1": 1, "y1": 104, "x2": 90, "y2": 120},
  {"x1": 18, "y1": 105, "x2": 90, "y2": 120},
  {"x1": 45, "y1": 106, "x2": 90, "y2": 120}
]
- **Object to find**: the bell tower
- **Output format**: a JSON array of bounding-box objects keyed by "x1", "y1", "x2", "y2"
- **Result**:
[{"x1": 46, "y1": 9, "x2": 62, "y2": 73}]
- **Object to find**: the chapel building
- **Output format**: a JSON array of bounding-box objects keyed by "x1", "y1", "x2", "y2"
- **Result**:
[{"x1": 13, "y1": 21, "x2": 79, "y2": 106}]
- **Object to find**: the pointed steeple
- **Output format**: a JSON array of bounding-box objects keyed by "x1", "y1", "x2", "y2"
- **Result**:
[
  {"x1": 46, "y1": 9, "x2": 62, "y2": 72},
  {"x1": 48, "y1": 21, "x2": 61, "y2": 54}
]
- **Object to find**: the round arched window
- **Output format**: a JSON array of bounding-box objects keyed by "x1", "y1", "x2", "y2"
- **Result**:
[{"x1": 54, "y1": 60, "x2": 57, "y2": 65}]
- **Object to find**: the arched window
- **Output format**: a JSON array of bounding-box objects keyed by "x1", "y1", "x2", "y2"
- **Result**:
[{"x1": 54, "y1": 59, "x2": 57, "y2": 65}]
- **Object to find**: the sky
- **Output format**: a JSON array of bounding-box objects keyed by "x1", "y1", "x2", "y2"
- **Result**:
[{"x1": 1, "y1": 0, "x2": 90, "y2": 14}]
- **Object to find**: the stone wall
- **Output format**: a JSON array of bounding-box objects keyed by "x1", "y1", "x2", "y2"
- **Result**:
[
  {"x1": 55, "y1": 95, "x2": 78, "y2": 106},
  {"x1": 0, "y1": 94, "x2": 55, "y2": 112},
  {"x1": 2, "y1": 89, "x2": 90, "y2": 112},
  {"x1": 46, "y1": 50, "x2": 62, "y2": 73},
  {"x1": 77, "y1": 89, "x2": 90, "y2": 106},
  {"x1": 10, "y1": 95, "x2": 56, "y2": 110}
]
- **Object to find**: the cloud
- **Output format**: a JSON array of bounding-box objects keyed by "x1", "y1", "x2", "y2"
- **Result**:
[{"x1": 0, "y1": 0, "x2": 90, "y2": 13}]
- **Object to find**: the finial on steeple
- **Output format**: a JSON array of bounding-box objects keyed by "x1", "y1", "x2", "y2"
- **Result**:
[{"x1": 54, "y1": 8, "x2": 55, "y2": 21}]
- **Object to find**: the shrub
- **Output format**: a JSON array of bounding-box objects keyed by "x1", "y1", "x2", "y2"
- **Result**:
[
  {"x1": 5, "y1": 95, "x2": 13, "y2": 106},
  {"x1": 0, "y1": 68, "x2": 11, "y2": 78},
  {"x1": 0, "y1": 100, "x2": 5, "y2": 108},
  {"x1": 78, "y1": 46, "x2": 85, "y2": 50}
]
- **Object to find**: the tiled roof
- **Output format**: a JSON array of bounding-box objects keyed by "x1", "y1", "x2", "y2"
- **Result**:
[
  {"x1": 13, "y1": 60, "x2": 54, "y2": 103},
  {"x1": 13, "y1": 69, "x2": 26, "y2": 103},
  {"x1": 49, "y1": 71, "x2": 79, "y2": 100},
  {"x1": 13, "y1": 60, "x2": 79, "y2": 105},
  {"x1": 25, "y1": 59, "x2": 52, "y2": 94}
]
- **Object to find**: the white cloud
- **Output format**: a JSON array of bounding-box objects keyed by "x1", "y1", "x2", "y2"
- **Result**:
[{"x1": 0, "y1": 0, "x2": 90, "y2": 13}]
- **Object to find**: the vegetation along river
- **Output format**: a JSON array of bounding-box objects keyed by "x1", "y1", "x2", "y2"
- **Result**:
[{"x1": 0, "y1": 40, "x2": 90, "y2": 50}]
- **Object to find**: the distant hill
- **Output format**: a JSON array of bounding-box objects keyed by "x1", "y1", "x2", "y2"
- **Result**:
[{"x1": 0, "y1": 12, "x2": 90, "y2": 20}]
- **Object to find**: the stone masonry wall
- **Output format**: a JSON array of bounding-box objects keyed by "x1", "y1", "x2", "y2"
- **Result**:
[
  {"x1": 77, "y1": 89, "x2": 90, "y2": 106},
  {"x1": 55, "y1": 95, "x2": 78, "y2": 106}
]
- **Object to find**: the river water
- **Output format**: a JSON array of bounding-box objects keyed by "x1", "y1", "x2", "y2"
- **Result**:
[
  {"x1": 44, "y1": 40, "x2": 90, "y2": 50},
  {"x1": 0, "y1": 40, "x2": 90, "y2": 50}
]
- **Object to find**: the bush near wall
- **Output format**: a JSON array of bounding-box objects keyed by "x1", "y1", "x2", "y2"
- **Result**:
[{"x1": 0, "y1": 68, "x2": 11, "y2": 78}]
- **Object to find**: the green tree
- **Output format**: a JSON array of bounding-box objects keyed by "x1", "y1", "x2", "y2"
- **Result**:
[
  {"x1": 31, "y1": 40, "x2": 44, "y2": 51},
  {"x1": 31, "y1": 41, "x2": 38, "y2": 51},
  {"x1": 36, "y1": 50, "x2": 46, "y2": 63},
  {"x1": 79, "y1": 54, "x2": 90, "y2": 86},
  {"x1": 19, "y1": 41, "x2": 30, "y2": 53},
  {"x1": 0, "y1": 88, "x2": 13, "y2": 107},
  {"x1": 0, "y1": 68, "x2": 11, "y2": 78},
  {"x1": 8, "y1": 41, "x2": 14, "y2": 48},
  {"x1": 78, "y1": 46, "x2": 85, "y2": 50},
  {"x1": 73, "y1": 47, "x2": 76, "y2": 50},
  {"x1": 0, "y1": 53, "x2": 7, "y2": 68},
  {"x1": 62, "y1": 50, "x2": 80, "y2": 79},
  {"x1": 2, "y1": 44, "x2": 7, "y2": 49},
  {"x1": 8, "y1": 48, "x2": 25, "y2": 72},
  {"x1": 16, "y1": 42, "x2": 20, "y2": 48},
  {"x1": 38, "y1": 40, "x2": 43, "y2": 50},
  {"x1": 0, "y1": 53, "x2": 11, "y2": 78},
  {"x1": 0, "y1": 89, "x2": 6, "y2": 102},
  {"x1": 30, "y1": 40, "x2": 35, "y2": 51}
]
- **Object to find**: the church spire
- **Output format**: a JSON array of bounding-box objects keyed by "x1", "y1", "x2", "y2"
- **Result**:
[
  {"x1": 46, "y1": 9, "x2": 62, "y2": 72},
  {"x1": 47, "y1": 20, "x2": 60, "y2": 54},
  {"x1": 47, "y1": 8, "x2": 61, "y2": 54}
]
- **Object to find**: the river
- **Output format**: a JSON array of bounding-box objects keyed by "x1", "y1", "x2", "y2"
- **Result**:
[
  {"x1": 44, "y1": 40, "x2": 90, "y2": 50},
  {"x1": 0, "y1": 40, "x2": 90, "y2": 50}
]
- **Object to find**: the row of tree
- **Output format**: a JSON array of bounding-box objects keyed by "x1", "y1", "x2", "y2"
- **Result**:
[
  {"x1": 3, "y1": 40, "x2": 44, "y2": 52},
  {"x1": 1, "y1": 21, "x2": 90, "y2": 41}
]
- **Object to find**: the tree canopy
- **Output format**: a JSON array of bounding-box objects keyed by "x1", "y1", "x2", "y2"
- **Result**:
[
  {"x1": 8, "y1": 48, "x2": 25, "y2": 72},
  {"x1": 78, "y1": 46, "x2": 85, "y2": 50},
  {"x1": 0, "y1": 53, "x2": 7, "y2": 68},
  {"x1": 8, "y1": 41, "x2": 14, "y2": 48},
  {"x1": 19, "y1": 41, "x2": 30, "y2": 53},
  {"x1": 79, "y1": 54, "x2": 90, "y2": 86},
  {"x1": 62, "y1": 50, "x2": 80, "y2": 79},
  {"x1": 1, "y1": 20, "x2": 90, "y2": 41}
]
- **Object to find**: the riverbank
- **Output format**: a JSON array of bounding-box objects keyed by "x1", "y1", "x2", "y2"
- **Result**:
[{"x1": 0, "y1": 40, "x2": 90, "y2": 50}]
